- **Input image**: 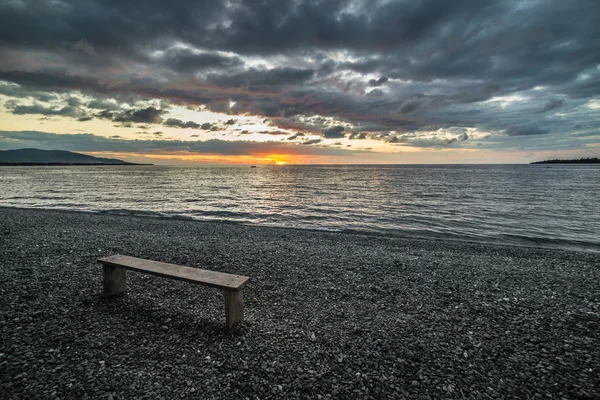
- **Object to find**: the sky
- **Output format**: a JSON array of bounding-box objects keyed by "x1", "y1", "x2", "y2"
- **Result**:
[{"x1": 0, "y1": 0, "x2": 599, "y2": 164}]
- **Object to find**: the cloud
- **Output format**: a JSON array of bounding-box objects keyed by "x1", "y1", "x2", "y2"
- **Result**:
[
  {"x1": 97, "y1": 107, "x2": 165, "y2": 124},
  {"x1": 164, "y1": 118, "x2": 201, "y2": 129},
  {"x1": 536, "y1": 98, "x2": 565, "y2": 113},
  {"x1": 366, "y1": 89, "x2": 384, "y2": 97},
  {"x1": 5, "y1": 101, "x2": 87, "y2": 118},
  {"x1": 114, "y1": 107, "x2": 164, "y2": 124},
  {"x1": 322, "y1": 125, "x2": 345, "y2": 138},
  {"x1": 287, "y1": 132, "x2": 304, "y2": 140},
  {"x1": 155, "y1": 47, "x2": 242, "y2": 72},
  {"x1": 368, "y1": 77, "x2": 388, "y2": 87},
  {"x1": 505, "y1": 123, "x2": 551, "y2": 136},
  {"x1": 348, "y1": 132, "x2": 367, "y2": 140},
  {"x1": 398, "y1": 98, "x2": 423, "y2": 114},
  {"x1": 201, "y1": 122, "x2": 213, "y2": 130},
  {"x1": 0, "y1": 130, "x2": 352, "y2": 157},
  {"x1": 0, "y1": 81, "x2": 57, "y2": 102},
  {"x1": 67, "y1": 97, "x2": 82, "y2": 107},
  {"x1": 207, "y1": 67, "x2": 315, "y2": 90},
  {"x1": 0, "y1": 0, "x2": 598, "y2": 155},
  {"x1": 87, "y1": 99, "x2": 119, "y2": 110},
  {"x1": 446, "y1": 132, "x2": 469, "y2": 143},
  {"x1": 302, "y1": 138, "x2": 322, "y2": 145}
]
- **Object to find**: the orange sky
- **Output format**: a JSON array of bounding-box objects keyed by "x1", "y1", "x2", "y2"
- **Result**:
[{"x1": 1, "y1": 94, "x2": 598, "y2": 165}]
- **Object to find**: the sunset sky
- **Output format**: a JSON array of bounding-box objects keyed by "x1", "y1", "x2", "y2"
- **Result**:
[{"x1": 0, "y1": 0, "x2": 599, "y2": 164}]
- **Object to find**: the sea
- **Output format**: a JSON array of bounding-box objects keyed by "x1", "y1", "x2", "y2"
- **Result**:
[{"x1": 1, "y1": 164, "x2": 599, "y2": 252}]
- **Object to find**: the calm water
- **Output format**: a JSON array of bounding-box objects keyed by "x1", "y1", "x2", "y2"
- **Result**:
[{"x1": 1, "y1": 164, "x2": 599, "y2": 251}]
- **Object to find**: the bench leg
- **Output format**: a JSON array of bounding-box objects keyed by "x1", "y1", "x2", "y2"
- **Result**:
[
  {"x1": 103, "y1": 265, "x2": 127, "y2": 296},
  {"x1": 223, "y1": 289, "x2": 244, "y2": 328}
]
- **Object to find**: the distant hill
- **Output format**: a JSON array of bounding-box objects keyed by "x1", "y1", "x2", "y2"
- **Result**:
[
  {"x1": 0, "y1": 148, "x2": 149, "y2": 165},
  {"x1": 531, "y1": 157, "x2": 599, "y2": 164}
]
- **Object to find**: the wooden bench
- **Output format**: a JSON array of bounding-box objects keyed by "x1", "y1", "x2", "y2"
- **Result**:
[{"x1": 98, "y1": 254, "x2": 250, "y2": 328}]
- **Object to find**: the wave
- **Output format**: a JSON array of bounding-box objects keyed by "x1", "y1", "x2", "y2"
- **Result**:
[
  {"x1": 2, "y1": 204, "x2": 597, "y2": 253},
  {"x1": 338, "y1": 226, "x2": 600, "y2": 253}
]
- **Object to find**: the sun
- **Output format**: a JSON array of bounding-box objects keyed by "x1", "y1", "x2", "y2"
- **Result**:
[{"x1": 265, "y1": 154, "x2": 292, "y2": 165}]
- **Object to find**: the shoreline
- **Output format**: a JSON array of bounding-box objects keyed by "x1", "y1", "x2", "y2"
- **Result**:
[
  {"x1": 1, "y1": 207, "x2": 599, "y2": 399},
  {"x1": 1, "y1": 205, "x2": 598, "y2": 254}
]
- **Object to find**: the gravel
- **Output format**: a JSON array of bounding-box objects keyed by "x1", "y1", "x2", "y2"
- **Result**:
[{"x1": 1, "y1": 207, "x2": 599, "y2": 399}]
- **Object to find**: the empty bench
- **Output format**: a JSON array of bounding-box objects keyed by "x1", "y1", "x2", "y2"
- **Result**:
[{"x1": 98, "y1": 254, "x2": 250, "y2": 328}]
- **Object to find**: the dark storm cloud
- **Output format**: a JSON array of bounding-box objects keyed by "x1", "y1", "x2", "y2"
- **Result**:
[
  {"x1": 0, "y1": 0, "x2": 227, "y2": 53},
  {"x1": 397, "y1": 99, "x2": 423, "y2": 114},
  {"x1": 0, "y1": 71, "x2": 104, "y2": 93},
  {"x1": 156, "y1": 48, "x2": 242, "y2": 72},
  {"x1": 536, "y1": 99, "x2": 565, "y2": 114},
  {"x1": 164, "y1": 118, "x2": 201, "y2": 129},
  {"x1": 207, "y1": 67, "x2": 315, "y2": 89},
  {"x1": 368, "y1": 77, "x2": 388, "y2": 87},
  {"x1": 0, "y1": 0, "x2": 599, "y2": 152},
  {"x1": 0, "y1": 82, "x2": 57, "y2": 102},
  {"x1": 505, "y1": 123, "x2": 551, "y2": 137},
  {"x1": 5, "y1": 100, "x2": 87, "y2": 118},
  {"x1": 322, "y1": 126, "x2": 345, "y2": 139},
  {"x1": 99, "y1": 107, "x2": 165, "y2": 124}
]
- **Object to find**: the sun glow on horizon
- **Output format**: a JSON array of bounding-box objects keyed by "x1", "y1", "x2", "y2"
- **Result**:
[{"x1": 86, "y1": 151, "x2": 305, "y2": 165}]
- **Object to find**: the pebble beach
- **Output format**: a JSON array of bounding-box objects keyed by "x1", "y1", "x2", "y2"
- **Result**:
[{"x1": 1, "y1": 207, "x2": 599, "y2": 399}]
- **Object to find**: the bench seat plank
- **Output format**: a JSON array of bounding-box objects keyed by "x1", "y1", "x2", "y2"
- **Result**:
[{"x1": 98, "y1": 254, "x2": 248, "y2": 291}]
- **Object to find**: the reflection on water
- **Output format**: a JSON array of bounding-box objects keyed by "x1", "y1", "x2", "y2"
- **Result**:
[{"x1": 1, "y1": 164, "x2": 599, "y2": 251}]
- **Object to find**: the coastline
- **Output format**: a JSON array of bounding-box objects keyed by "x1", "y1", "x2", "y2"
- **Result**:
[
  {"x1": 2, "y1": 205, "x2": 598, "y2": 254},
  {"x1": 1, "y1": 207, "x2": 599, "y2": 398}
]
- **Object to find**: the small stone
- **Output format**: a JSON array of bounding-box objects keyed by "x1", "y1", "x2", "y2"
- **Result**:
[{"x1": 411, "y1": 380, "x2": 419, "y2": 387}]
